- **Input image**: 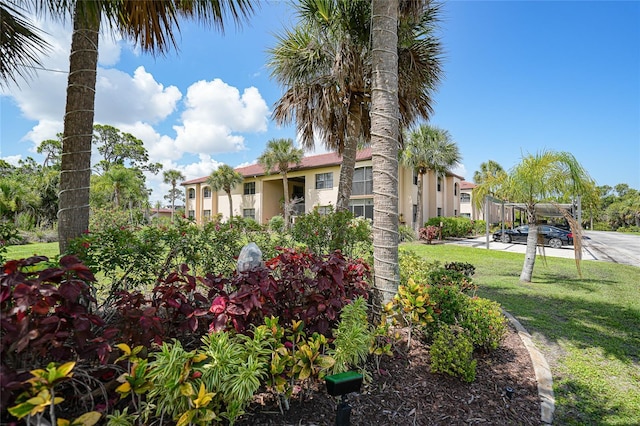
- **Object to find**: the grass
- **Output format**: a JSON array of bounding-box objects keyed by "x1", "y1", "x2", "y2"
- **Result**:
[
  {"x1": 401, "y1": 242, "x2": 640, "y2": 425},
  {"x1": 5, "y1": 242, "x2": 60, "y2": 261}
]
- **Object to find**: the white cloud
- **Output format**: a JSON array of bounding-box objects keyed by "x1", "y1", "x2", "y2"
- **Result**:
[
  {"x1": 451, "y1": 163, "x2": 468, "y2": 180},
  {"x1": 95, "y1": 66, "x2": 181, "y2": 125},
  {"x1": 1, "y1": 155, "x2": 22, "y2": 166},
  {"x1": 173, "y1": 79, "x2": 269, "y2": 154}
]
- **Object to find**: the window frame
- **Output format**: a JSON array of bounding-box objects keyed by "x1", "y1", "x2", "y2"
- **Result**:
[{"x1": 244, "y1": 182, "x2": 256, "y2": 195}]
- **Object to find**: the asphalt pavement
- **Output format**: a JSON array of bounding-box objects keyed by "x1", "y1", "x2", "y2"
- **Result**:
[{"x1": 446, "y1": 235, "x2": 598, "y2": 261}]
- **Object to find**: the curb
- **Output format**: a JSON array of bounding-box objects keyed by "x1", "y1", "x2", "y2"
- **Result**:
[{"x1": 503, "y1": 310, "x2": 555, "y2": 425}]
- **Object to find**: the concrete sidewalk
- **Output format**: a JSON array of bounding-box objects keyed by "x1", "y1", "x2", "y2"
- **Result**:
[{"x1": 445, "y1": 236, "x2": 598, "y2": 261}]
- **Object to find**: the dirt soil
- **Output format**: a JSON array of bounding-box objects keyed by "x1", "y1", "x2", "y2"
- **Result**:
[{"x1": 237, "y1": 322, "x2": 541, "y2": 426}]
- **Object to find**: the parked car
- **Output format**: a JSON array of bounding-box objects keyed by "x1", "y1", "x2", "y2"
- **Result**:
[{"x1": 492, "y1": 225, "x2": 573, "y2": 248}]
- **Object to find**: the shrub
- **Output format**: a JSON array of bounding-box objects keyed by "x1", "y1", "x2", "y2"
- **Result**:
[
  {"x1": 444, "y1": 261, "x2": 476, "y2": 278},
  {"x1": 290, "y1": 207, "x2": 372, "y2": 260},
  {"x1": 425, "y1": 216, "x2": 475, "y2": 238},
  {"x1": 418, "y1": 225, "x2": 439, "y2": 243},
  {"x1": 430, "y1": 325, "x2": 476, "y2": 382},
  {"x1": 330, "y1": 297, "x2": 373, "y2": 374},
  {"x1": 398, "y1": 248, "x2": 440, "y2": 286},
  {"x1": 208, "y1": 248, "x2": 371, "y2": 337},
  {"x1": 398, "y1": 225, "x2": 416, "y2": 242},
  {"x1": 460, "y1": 297, "x2": 508, "y2": 351},
  {"x1": 426, "y1": 268, "x2": 477, "y2": 294},
  {"x1": 0, "y1": 220, "x2": 18, "y2": 264}
]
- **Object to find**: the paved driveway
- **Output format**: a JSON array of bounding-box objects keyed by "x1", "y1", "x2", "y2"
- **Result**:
[
  {"x1": 447, "y1": 232, "x2": 640, "y2": 267},
  {"x1": 447, "y1": 235, "x2": 598, "y2": 260}
]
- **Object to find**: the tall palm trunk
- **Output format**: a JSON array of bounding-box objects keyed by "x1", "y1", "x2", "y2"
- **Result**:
[
  {"x1": 336, "y1": 107, "x2": 362, "y2": 211},
  {"x1": 282, "y1": 173, "x2": 290, "y2": 227},
  {"x1": 58, "y1": 3, "x2": 99, "y2": 253},
  {"x1": 415, "y1": 171, "x2": 425, "y2": 233},
  {"x1": 520, "y1": 206, "x2": 538, "y2": 282},
  {"x1": 227, "y1": 191, "x2": 233, "y2": 218},
  {"x1": 371, "y1": 0, "x2": 399, "y2": 306}
]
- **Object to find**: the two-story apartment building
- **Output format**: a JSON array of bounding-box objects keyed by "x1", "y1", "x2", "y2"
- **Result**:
[{"x1": 181, "y1": 148, "x2": 463, "y2": 227}]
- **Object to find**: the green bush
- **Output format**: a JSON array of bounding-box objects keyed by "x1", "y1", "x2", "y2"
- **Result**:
[
  {"x1": 398, "y1": 248, "x2": 440, "y2": 286},
  {"x1": 460, "y1": 297, "x2": 508, "y2": 351},
  {"x1": 290, "y1": 207, "x2": 372, "y2": 260},
  {"x1": 429, "y1": 325, "x2": 476, "y2": 382},
  {"x1": 398, "y1": 225, "x2": 416, "y2": 242},
  {"x1": 426, "y1": 268, "x2": 477, "y2": 294},
  {"x1": 426, "y1": 283, "x2": 469, "y2": 326},
  {"x1": 425, "y1": 216, "x2": 475, "y2": 238}
]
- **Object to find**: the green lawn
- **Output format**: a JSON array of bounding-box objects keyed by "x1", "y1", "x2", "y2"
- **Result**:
[
  {"x1": 402, "y1": 242, "x2": 640, "y2": 425},
  {"x1": 5, "y1": 242, "x2": 60, "y2": 261}
]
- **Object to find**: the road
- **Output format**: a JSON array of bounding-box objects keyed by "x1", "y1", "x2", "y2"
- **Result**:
[{"x1": 582, "y1": 231, "x2": 640, "y2": 267}]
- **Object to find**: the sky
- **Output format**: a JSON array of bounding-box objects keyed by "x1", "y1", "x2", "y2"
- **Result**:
[{"x1": 1, "y1": 0, "x2": 639, "y2": 205}]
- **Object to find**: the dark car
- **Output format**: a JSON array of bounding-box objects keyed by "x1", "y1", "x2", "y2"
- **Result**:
[{"x1": 492, "y1": 225, "x2": 573, "y2": 248}]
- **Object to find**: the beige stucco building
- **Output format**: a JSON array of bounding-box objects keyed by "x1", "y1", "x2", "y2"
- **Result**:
[
  {"x1": 181, "y1": 148, "x2": 463, "y2": 227},
  {"x1": 459, "y1": 181, "x2": 514, "y2": 225}
]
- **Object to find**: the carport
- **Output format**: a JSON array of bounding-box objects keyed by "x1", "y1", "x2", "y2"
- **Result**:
[{"x1": 481, "y1": 196, "x2": 582, "y2": 248}]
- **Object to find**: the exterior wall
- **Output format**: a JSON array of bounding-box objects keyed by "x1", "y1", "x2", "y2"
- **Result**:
[{"x1": 183, "y1": 154, "x2": 463, "y2": 227}]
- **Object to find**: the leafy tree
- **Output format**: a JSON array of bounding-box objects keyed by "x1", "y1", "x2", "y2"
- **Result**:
[
  {"x1": 92, "y1": 124, "x2": 161, "y2": 174},
  {"x1": 57, "y1": 0, "x2": 256, "y2": 254},
  {"x1": 163, "y1": 169, "x2": 185, "y2": 221},
  {"x1": 401, "y1": 124, "x2": 461, "y2": 232},
  {"x1": 257, "y1": 138, "x2": 303, "y2": 227},
  {"x1": 268, "y1": 0, "x2": 442, "y2": 211},
  {"x1": 91, "y1": 165, "x2": 147, "y2": 210},
  {"x1": 207, "y1": 164, "x2": 244, "y2": 219},
  {"x1": 371, "y1": 0, "x2": 400, "y2": 305},
  {"x1": 474, "y1": 150, "x2": 593, "y2": 282},
  {"x1": 37, "y1": 134, "x2": 62, "y2": 168}
]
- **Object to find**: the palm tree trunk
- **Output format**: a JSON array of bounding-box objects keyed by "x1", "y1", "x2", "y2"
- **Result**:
[
  {"x1": 336, "y1": 134, "x2": 358, "y2": 211},
  {"x1": 520, "y1": 207, "x2": 538, "y2": 282},
  {"x1": 371, "y1": 0, "x2": 399, "y2": 306},
  {"x1": 58, "y1": 3, "x2": 99, "y2": 253},
  {"x1": 416, "y1": 172, "x2": 425, "y2": 233},
  {"x1": 227, "y1": 191, "x2": 233, "y2": 219},
  {"x1": 282, "y1": 173, "x2": 290, "y2": 228}
]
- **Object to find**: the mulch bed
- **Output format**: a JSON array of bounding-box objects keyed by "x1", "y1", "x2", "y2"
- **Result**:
[{"x1": 236, "y1": 322, "x2": 541, "y2": 425}]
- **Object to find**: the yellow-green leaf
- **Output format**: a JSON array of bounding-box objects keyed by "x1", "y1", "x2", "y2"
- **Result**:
[
  {"x1": 71, "y1": 411, "x2": 102, "y2": 426},
  {"x1": 116, "y1": 343, "x2": 132, "y2": 355},
  {"x1": 57, "y1": 361, "x2": 76, "y2": 379},
  {"x1": 116, "y1": 382, "x2": 131, "y2": 394}
]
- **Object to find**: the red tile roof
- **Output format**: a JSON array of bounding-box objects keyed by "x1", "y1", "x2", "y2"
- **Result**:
[
  {"x1": 460, "y1": 181, "x2": 476, "y2": 190},
  {"x1": 181, "y1": 148, "x2": 373, "y2": 185}
]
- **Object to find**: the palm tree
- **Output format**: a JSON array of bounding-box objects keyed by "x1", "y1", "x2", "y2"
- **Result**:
[
  {"x1": 163, "y1": 169, "x2": 185, "y2": 221},
  {"x1": 0, "y1": 0, "x2": 51, "y2": 87},
  {"x1": 257, "y1": 138, "x2": 303, "y2": 227},
  {"x1": 371, "y1": 0, "x2": 400, "y2": 306},
  {"x1": 268, "y1": 0, "x2": 442, "y2": 211},
  {"x1": 56, "y1": 0, "x2": 256, "y2": 253},
  {"x1": 207, "y1": 164, "x2": 243, "y2": 219},
  {"x1": 401, "y1": 124, "x2": 461, "y2": 233},
  {"x1": 475, "y1": 150, "x2": 593, "y2": 282},
  {"x1": 473, "y1": 160, "x2": 505, "y2": 185}
]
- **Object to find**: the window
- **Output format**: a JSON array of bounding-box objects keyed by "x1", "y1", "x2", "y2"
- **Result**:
[
  {"x1": 352, "y1": 166, "x2": 373, "y2": 196},
  {"x1": 412, "y1": 170, "x2": 418, "y2": 186},
  {"x1": 244, "y1": 182, "x2": 255, "y2": 195},
  {"x1": 412, "y1": 204, "x2": 418, "y2": 225},
  {"x1": 460, "y1": 193, "x2": 471, "y2": 203},
  {"x1": 349, "y1": 198, "x2": 373, "y2": 220},
  {"x1": 454, "y1": 183, "x2": 459, "y2": 196},
  {"x1": 203, "y1": 209, "x2": 211, "y2": 218},
  {"x1": 315, "y1": 172, "x2": 333, "y2": 189},
  {"x1": 317, "y1": 206, "x2": 332, "y2": 215},
  {"x1": 461, "y1": 213, "x2": 471, "y2": 218},
  {"x1": 188, "y1": 188, "x2": 195, "y2": 199},
  {"x1": 243, "y1": 208, "x2": 255, "y2": 219},
  {"x1": 437, "y1": 177, "x2": 442, "y2": 192},
  {"x1": 203, "y1": 187, "x2": 211, "y2": 198},
  {"x1": 188, "y1": 210, "x2": 195, "y2": 218},
  {"x1": 437, "y1": 207, "x2": 442, "y2": 217}
]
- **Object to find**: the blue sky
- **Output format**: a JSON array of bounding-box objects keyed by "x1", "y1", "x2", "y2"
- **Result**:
[{"x1": 1, "y1": 0, "x2": 639, "y2": 204}]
